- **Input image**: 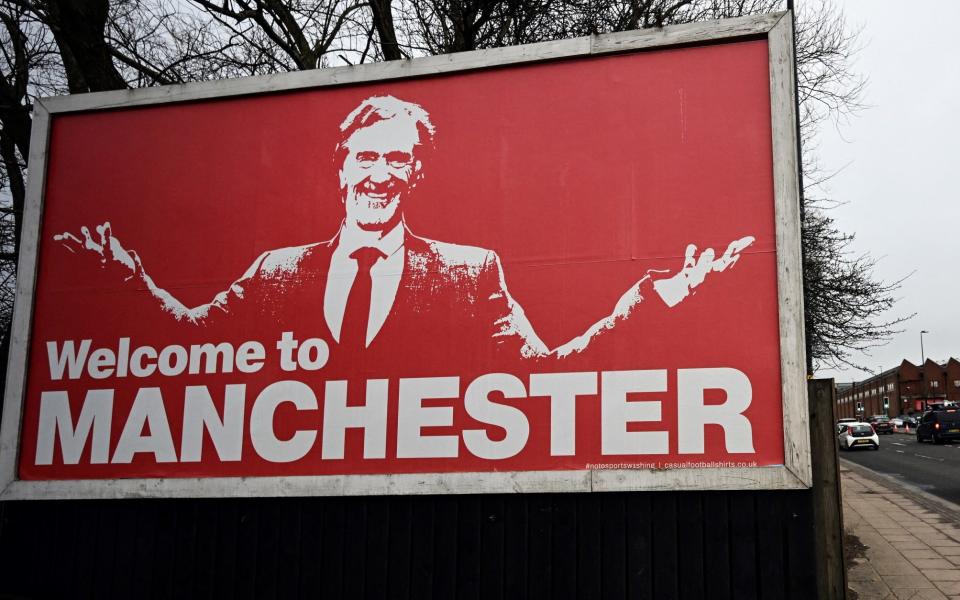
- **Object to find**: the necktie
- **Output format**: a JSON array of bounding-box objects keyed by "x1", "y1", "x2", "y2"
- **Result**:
[{"x1": 339, "y1": 247, "x2": 386, "y2": 351}]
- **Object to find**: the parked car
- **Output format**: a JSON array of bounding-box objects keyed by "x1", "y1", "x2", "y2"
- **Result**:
[
  {"x1": 916, "y1": 408, "x2": 960, "y2": 444},
  {"x1": 838, "y1": 422, "x2": 880, "y2": 450},
  {"x1": 891, "y1": 415, "x2": 918, "y2": 428},
  {"x1": 890, "y1": 415, "x2": 919, "y2": 429}
]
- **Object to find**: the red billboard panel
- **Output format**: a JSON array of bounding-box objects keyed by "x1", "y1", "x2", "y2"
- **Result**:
[{"x1": 1, "y1": 14, "x2": 808, "y2": 498}]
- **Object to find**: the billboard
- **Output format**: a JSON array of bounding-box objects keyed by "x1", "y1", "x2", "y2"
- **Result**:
[{"x1": 0, "y1": 12, "x2": 808, "y2": 499}]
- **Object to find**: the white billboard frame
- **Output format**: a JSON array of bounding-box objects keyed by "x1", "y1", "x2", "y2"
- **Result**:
[{"x1": 0, "y1": 11, "x2": 809, "y2": 500}]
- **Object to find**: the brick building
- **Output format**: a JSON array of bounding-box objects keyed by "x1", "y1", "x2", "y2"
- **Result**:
[{"x1": 836, "y1": 358, "x2": 960, "y2": 419}]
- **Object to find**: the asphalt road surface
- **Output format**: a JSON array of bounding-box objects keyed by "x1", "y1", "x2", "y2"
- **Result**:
[{"x1": 842, "y1": 432, "x2": 960, "y2": 505}]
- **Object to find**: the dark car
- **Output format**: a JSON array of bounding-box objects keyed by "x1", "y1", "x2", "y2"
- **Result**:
[
  {"x1": 870, "y1": 417, "x2": 894, "y2": 435},
  {"x1": 916, "y1": 409, "x2": 960, "y2": 444}
]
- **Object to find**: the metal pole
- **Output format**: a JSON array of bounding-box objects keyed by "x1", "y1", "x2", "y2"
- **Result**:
[{"x1": 921, "y1": 330, "x2": 928, "y2": 364}]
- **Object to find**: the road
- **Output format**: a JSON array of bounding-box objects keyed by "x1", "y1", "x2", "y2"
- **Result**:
[{"x1": 842, "y1": 432, "x2": 960, "y2": 505}]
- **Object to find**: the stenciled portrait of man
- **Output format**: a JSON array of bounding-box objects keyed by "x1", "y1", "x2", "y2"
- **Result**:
[{"x1": 54, "y1": 95, "x2": 754, "y2": 369}]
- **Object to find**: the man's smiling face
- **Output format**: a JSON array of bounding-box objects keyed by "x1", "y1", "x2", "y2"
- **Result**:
[{"x1": 339, "y1": 118, "x2": 420, "y2": 231}]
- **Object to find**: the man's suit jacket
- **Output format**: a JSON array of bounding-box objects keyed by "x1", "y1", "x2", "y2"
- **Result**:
[{"x1": 188, "y1": 228, "x2": 535, "y2": 371}]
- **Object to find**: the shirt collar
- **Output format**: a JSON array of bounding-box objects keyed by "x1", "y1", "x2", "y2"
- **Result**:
[{"x1": 338, "y1": 220, "x2": 405, "y2": 258}]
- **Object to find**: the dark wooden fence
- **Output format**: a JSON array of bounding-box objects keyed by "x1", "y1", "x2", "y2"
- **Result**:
[{"x1": 0, "y1": 489, "x2": 817, "y2": 599}]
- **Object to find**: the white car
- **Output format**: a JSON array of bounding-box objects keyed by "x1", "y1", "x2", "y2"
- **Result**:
[{"x1": 838, "y1": 422, "x2": 879, "y2": 451}]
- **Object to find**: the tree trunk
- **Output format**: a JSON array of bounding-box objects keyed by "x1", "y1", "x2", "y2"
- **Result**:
[
  {"x1": 369, "y1": 0, "x2": 403, "y2": 60},
  {"x1": 44, "y1": 0, "x2": 127, "y2": 93}
]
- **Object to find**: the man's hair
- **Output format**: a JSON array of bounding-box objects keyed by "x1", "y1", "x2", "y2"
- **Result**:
[{"x1": 335, "y1": 95, "x2": 436, "y2": 166}]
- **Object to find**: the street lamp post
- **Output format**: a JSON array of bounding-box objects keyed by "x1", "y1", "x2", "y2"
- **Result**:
[{"x1": 921, "y1": 330, "x2": 929, "y2": 364}]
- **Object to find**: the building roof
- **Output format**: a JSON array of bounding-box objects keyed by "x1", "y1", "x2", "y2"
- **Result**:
[{"x1": 833, "y1": 356, "x2": 960, "y2": 391}]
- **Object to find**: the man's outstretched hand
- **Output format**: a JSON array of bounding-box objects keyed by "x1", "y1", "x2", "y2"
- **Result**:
[
  {"x1": 53, "y1": 222, "x2": 146, "y2": 283},
  {"x1": 651, "y1": 236, "x2": 756, "y2": 308}
]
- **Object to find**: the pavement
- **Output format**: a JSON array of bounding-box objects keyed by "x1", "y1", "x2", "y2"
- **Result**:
[{"x1": 843, "y1": 459, "x2": 960, "y2": 599}]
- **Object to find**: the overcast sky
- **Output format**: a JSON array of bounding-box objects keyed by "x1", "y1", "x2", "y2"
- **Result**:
[{"x1": 812, "y1": 0, "x2": 960, "y2": 382}]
